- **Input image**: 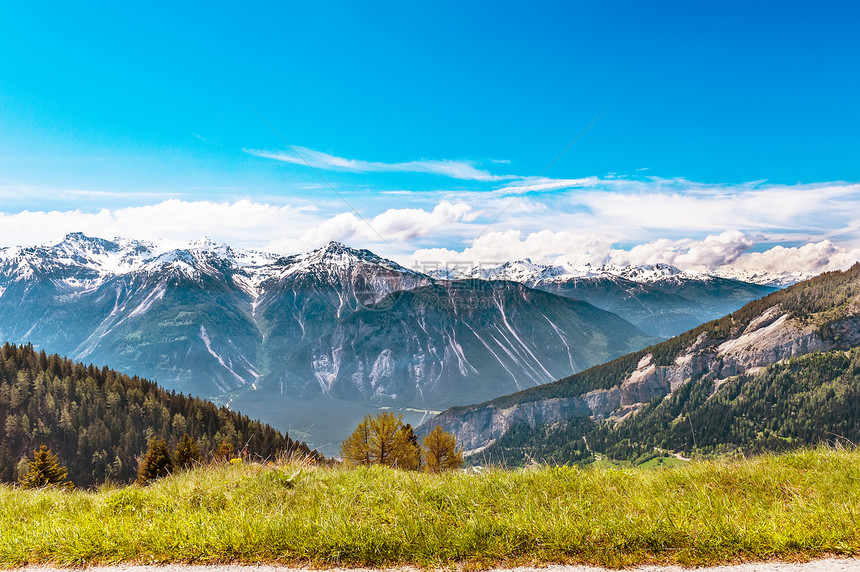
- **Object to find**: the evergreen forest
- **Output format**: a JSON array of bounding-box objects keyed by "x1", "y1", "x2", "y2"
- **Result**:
[
  {"x1": 484, "y1": 347, "x2": 860, "y2": 465},
  {"x1": 0, "y1": 343, "x2": 320, "y2": 486},
  {"x1": 477, "y1": 264, "x2": 860, "y2": 466}
]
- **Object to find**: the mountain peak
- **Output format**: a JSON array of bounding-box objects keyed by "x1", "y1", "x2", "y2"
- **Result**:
[
  {"x1": 318, "y1": 240, "x2": 356, "y2": 256},
  {"x1": 609, "y1": 262, "x2": 692, "y2": 282},
  {"x1": 714, "y1": 266, "x2": 813, "y2": 287},
  {"x1": 56, "y1": 232, "x2": 120, "y2": 253},
  {"x1": 429, "y1": 259, "x2": 704, "y2": 284},
  {"x1": 304, "y1": 241, "x2": 389, "y2": 266},
  {"x1": 63, "y1": 231, "x2": 91, "y2": 241},
  {"x1": 266, "y1": 242, "x2": 424, "y2": 286},
  {"x1": 188, "y1": 236, "x2": 219, "y2": 248}
]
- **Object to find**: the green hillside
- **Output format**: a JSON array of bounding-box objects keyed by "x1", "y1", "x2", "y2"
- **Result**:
[
  {"x1": 485, "y1": 347, "x2": 860, "y2": 465},
  {"x1": 439, "y1": 263, "x2": 860, "y2": 466},
  {"x1": 0, "y1": 343, "x2": 320, "y2": 486},
  {"x1": 467, "y1": 263, "x2": 860, "y2": 412}
]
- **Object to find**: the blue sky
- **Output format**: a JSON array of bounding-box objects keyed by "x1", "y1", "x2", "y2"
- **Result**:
[{"x1": 1, "y1": 1, "x2": 859, "y2": 275}]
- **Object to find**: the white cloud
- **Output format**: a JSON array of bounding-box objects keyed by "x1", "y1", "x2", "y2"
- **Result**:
[
  {"x1": 267, "y1": 201, "x2": 474, "y2": 253},
  {"x1": 608, "y1": 231, "x2": 754, "y2": 269},
  {"x1": 730, "y1": 241, "x2": 860, "y2": 275},
  {"x1": 446, "y1": 180, "x2": 860, "y2": 266},
  {"x1": 0, "y1": 199, "x2": 476, "y2": 256},
  {"x1": 422, "y1": 179, "x2": 860, "y2": 256},
  {"x1": 410, "y1": 229, "x2": 860, "y2": 278},
  {"x1": 675, "y1": 231, "x2": 754, "y2": 268},
  {"x1": 0, "y1": 200, "x2": 319, "y2": 250},
  {"x1": 568, "y1": 180, "x2": 860, "y2": 235},
  {"x1": 0, "y1": 184, "x2": 173, "y2": 202},
  {"x1": 411, "y1": 229, "x2": 616, "y2": 267},
  {"x1": 246, "y1": 146, "x2": 518, "y2": 182},
  {"x1": 496, "y1": 176, "x2": 600, "y2": 195},
  {"x1": 2, "y1": 174, "x2": 859, "y2": 280}
]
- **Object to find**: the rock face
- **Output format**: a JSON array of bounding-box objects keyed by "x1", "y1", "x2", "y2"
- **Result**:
[
  {"x1": 0, "y1": 234, "x2": 654, "y2": 409},
  {"x1": 290, "y1": 281, "x2": 654, "y2": 408},
  {"x1": 0, "y1": 233, "x2": 790, "y2": 451},
  {"x1": 432, "y1": 260, "x2": 776, "y2": 337},
  {"x1": 426, "y1": 291, "x2": 860, "y2": 453}
]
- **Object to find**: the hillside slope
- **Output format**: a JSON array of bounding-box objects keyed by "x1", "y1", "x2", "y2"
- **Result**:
[
  {"x1": 291, "y1": 280, "x2": 654, "y2": 408},
  {"x1": 424, "y1": 263, "x2": 860, "y2": 461},
  {"x1": 435, "y1": 260, "x2": 776, "y2": 337},
  {"x1": 0, "y1": 235, "x2": 663, "y2": 452},
  {"x1": 0, "y1": 343, "x2": 319, "y2": 486}
]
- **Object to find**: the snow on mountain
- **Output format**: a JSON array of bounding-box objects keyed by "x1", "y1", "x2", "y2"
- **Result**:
[
  {"x1": 0, "y1": 233, "x2": 159, "y2": 289},
  {"x1": 0, "y1": 233, "x2": 782, "y2": 344},
  {"x1": 0, "y1": 232, "x2": 790, "y2": 453},
  {"x1": 271, "y1": 241, "x2": 422, "y2": 281},
  {"x1": 430, "y1": 259, "x2": 713, "y2": 285},
  {"x1": 2, "y1": 233, "x2": 799, "y2": 291},
  {"x1": 427, "y1": 258, "x2": 778, "y2": 338},
  {"x1": 432, "y1": 257, "x2": 808, "y2": 289},
  {"x1": 0, "y1": 233, "x2": 282, "y2": 289},
  {"x1": 713, "y1": 266, "x2": 813, "y2": 287},
  {"x1": 608, "y1": 263, "x2": 711, "y2": 283},
  {"x1": 41, "y1": 232, "x2": 160, "y2": 271}
]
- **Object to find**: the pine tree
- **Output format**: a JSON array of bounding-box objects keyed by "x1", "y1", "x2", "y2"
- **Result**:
[
  {"x1": 136, "y1": 437, "x2": 173, "y2": 485},
  {"x1": 0, "y1": 343, "x2": 310, "y2": 486},
  {"x1": 340, "y1": 416, "x2": 372, "y2": 466},
  {"x1": 341, "y1": 413, "x2": 421, "y2": 470},
  {"x1": 18, "y1": 445, "x2": 73, "y2": 489},
  {"x1": 214, "y1": 438, "x2": 233, "y2": 462},
  {"x1": 422, "y1": 425, "x2": 463, "y2": 473},
  {"x1": 174, "y1": 433, "x2": 202, "y2": 470},
  {"x1": 394, "y1": 423, "x2": 421, "y2": 470}
]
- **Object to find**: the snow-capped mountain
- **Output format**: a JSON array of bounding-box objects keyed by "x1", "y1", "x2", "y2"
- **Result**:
[
  {"x1": 0, "y1": 234, "x2": 660, "y2": 450},
  {"x1": 259, "y1": 241, "x2": 428, "y2": 317},
  {"x1": 434, "y1": 258, "x2": 804, "y2": 287},
  {"x1": 0, "y1": 232, "x2": 278, "y2": 291},
  {"x1": 429, "y1": 259, "x2": 777, "y2": 337},
  {"x1": 423, "y1": 264, "x2": 860, "y2": 459},
  {"x1": 431, "y1": 259, "x2": 710, "y2": 282},
  {"x1": 0, "y1": 233, "x2": 785, "y2": 450},
  {"x1": 712, "y1": 266, "x2": 816, "y2": 288}
]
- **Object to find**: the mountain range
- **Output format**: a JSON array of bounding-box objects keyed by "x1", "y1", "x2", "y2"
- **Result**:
[
  {"x1": 433, "y1": 260, "x2": 776, "y2": 338},
  {"x1": 0, "y1": 233, "x2": 780, "y2": 451},
  {"x1": 423, "y1": 263, "x2": 860, "y2": 463}
]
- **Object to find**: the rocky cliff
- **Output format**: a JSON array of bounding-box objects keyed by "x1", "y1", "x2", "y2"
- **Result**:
[{"x1": 425, "y1": 264, "x2": 860, "y2": 454}]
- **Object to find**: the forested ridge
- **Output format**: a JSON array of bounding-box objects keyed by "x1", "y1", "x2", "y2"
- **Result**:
[
  {"x1": 485, "y1": 347, "x2": 860, "y2": 465},
  {"x1": 0, "y1": 343, "x2": 320, "y2": 486},
  {"x1": 478, "y1": 263, "x2": 860, "y2": 466},
  {"x1": 452, "y1": 262, "x2": 860, "y2": 414}
]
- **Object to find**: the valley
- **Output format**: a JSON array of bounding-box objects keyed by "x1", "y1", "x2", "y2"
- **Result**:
[
  {"x1": 1, "y1": 233, "x2": 856, "y2": 458},
  {"x1": 425, "y1": 263, "x2": 860, "y2": 464},
  {"x1": 3, "y1": 3, "x2": 858, "y2": 567}
]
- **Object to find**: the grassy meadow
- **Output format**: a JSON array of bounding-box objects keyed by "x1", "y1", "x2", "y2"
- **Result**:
[{"x1": 1, "y1": 448, "x2": 859, "y2": 569}]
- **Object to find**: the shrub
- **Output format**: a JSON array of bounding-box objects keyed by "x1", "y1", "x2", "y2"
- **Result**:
[
  {"x1": 18, "y1": 445, "x2": 73, "y2": 489},
  {"x1": 137, "y1": 437, "x2": 173, "y2": 485},
  {"x1": 174, "y1": 433, "x2": 202, "y2": 470}
]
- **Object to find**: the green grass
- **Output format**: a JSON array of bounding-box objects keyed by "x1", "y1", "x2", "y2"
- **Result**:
[
  {"x1": 634, "y1": 455, "x2": 688, "y2": 469},
  {"x1": 2, "y1": 448, "x2": 859, "y2": 569}
]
